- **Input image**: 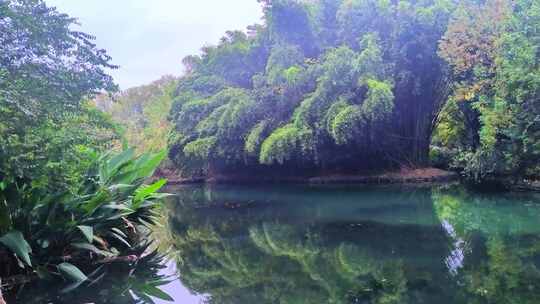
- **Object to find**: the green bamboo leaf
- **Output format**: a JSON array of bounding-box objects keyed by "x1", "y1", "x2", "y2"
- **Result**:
[
  {"x1": 0, "y1": 230, "x2": 32, "y2": 267},
  {"x1": 58, "y1": 262, "x2": 88, "y2": 283},
  {"x1": 77, "y1": 225, "x2": 94, "y2": 243}
]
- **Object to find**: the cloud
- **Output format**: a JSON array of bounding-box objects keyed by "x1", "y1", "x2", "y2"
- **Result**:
[{"x1": 45, "y1": 0, "x2": 263, "y2": 89}]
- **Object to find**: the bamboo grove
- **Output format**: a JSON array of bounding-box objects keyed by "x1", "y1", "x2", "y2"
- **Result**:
[{"x1": 167, "y1": 0, "x2": 540, "y2": 183}]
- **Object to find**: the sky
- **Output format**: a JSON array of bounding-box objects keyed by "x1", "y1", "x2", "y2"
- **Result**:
[{"x1": 46, "y1": 0, "x2": 264, "y2": 89}]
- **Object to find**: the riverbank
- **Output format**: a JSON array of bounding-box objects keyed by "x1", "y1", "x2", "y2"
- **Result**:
[{"x1": 159, "y1": 167, "x2": 459, "y2": 185}]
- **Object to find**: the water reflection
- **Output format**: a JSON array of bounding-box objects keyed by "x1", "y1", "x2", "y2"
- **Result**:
[
  {"x1": 433, "y1": 188, "x2": 540, "y2": 304},
  {"x1": 158, "y1": 185, "x2": 540, "y2": 303},
  {"x1": 5, "y1": 244, "x2": 172, "y2": 304},
  {"x1": 20, "y1": 185, "x2": 539, "y2": 303}
]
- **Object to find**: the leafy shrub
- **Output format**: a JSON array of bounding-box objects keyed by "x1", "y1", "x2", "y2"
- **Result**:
[{"x1": 0, "y1": 148, "x2": 171, "y2": 298}]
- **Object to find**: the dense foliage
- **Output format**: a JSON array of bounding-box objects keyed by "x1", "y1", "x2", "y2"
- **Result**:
[
  {"x1": 0, "y1": 1, "x2": 171, "y2": 301},
  {"x1": 435, "y1": 0, "x2": 540, "y2": 183},
  {"x1": 168, "y1": 0, "x2": 455, "y2": 177},
  {"x1": 1, "y1": 149, "x2": 171, "y2": 302},
  {"x1": 97, "y1": 75, "x2": 178, "y2": 153},
  {"x1": 0, "y1": 0, "x2": 120, "y2": 190},
  {"x1": 167, "y1": 0, "x2": 540, "y2": 184}
]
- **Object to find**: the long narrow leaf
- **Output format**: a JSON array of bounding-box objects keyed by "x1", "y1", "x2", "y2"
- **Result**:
[
  {"x1": 0, "y1": 230, "x2": 32, "y2": 267},
  {"x1": 135, "y1": 150, "x2": 166, "y2": 180},
  {"x1": 58, "y1": 262, "x2": 88, "y2": 283},
  {"x1": 71, "y1": 243, "x2": 112, "y2": 257},
  {"x1": 77, "y1": 225, "x2": 94, "y2": 243},
  {"x1": 133, "y1": 179, "x2": 167, "y2": 207},
  {"x1": 141, "y1": 284, "x2": 174, "y2": 302},
  {"x1": 105, "y1": 148, "x2": 135, "y2": 179}
]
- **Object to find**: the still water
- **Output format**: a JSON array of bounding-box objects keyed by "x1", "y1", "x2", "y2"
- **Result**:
[
  {"x1": 155, "y1": 184, "x2": 540, "y2": 304},
  {"x1": 12, "y1": 184, "x2": 540, "y2": 303}
]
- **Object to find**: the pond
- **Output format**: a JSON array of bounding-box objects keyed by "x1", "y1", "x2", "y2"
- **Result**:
[
  {"x1": 153, "y1": 184, "x2": 540, "y2": 304},
  {"x1": 10, "y1": 184, "x2": 540, "y2": 303}
]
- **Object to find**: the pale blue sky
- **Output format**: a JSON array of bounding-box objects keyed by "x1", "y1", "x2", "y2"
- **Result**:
[{"x1": 46, "y1": 0, "x2": 263, "y2": 89}]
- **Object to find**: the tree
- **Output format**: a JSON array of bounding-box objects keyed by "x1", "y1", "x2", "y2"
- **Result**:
[
  {"x1": 168, "y1": 0, "x2": 457, "y2": 178},
  {"x1": 437, "y1": 0, "x2": 540, "y2": 183},
  {"x1": 0, "y1": 0, "x2": 118, "y2": 189},
  {"x1": 97, "y1": 75, "x2": 179, "y2": 153}
]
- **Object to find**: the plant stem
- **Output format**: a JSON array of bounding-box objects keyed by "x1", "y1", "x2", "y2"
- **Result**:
[{"x1": 0, "y1": 278, "x2": 6, "y2": 304}]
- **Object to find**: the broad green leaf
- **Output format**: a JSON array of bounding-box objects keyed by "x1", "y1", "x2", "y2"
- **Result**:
[
  {"x1": 101, "y1": 203, "x2": 134, "y2": 212},
  {"x1": 77, "y1": 225, "x2": 94, "y2": 243},
  {"x1": 0, "y1": 230, "x2": 32, "y2": 267},
  {"x1": 111, "y1": 169, "x2": 140, "y2": 185},
  {"x1": 135, "y1": 150, "x2": 166, "y2": 180},
  {"x1": 138, "y1": 217, "x2": 155, "y2": 228},
  {"x1": 81, "y1": 190, "x2": 110, "y2": 214},
  {"x1": 106, "y1": 212, "x2": 132, "y2": 221},
  {"x1": 133, "y1": 179, "x2": 167, "y2": 207},
  {"x1": 108, "y1": 184, "x2": 135, "y2": 193},
  {"x1": 106, "y1": 148, "x2": 134, "y2": 176},
  {"x1": 58, "y1": 262, "x2": 88, "y2": 283}
]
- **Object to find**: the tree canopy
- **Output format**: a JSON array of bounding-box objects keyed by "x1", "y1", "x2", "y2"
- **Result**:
[
  {"x1": 0, "y1": 0, "x2": 119, "y2": 189},
  {"x1": 168, "y1": 0, "x2": 455, "y2": 177},
  {"x1": 436, "y1": 0, "x2": 540, "y2": 183},
  {"x1": 167, "y1": 0, "x2": 540, "y2": 184}
]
